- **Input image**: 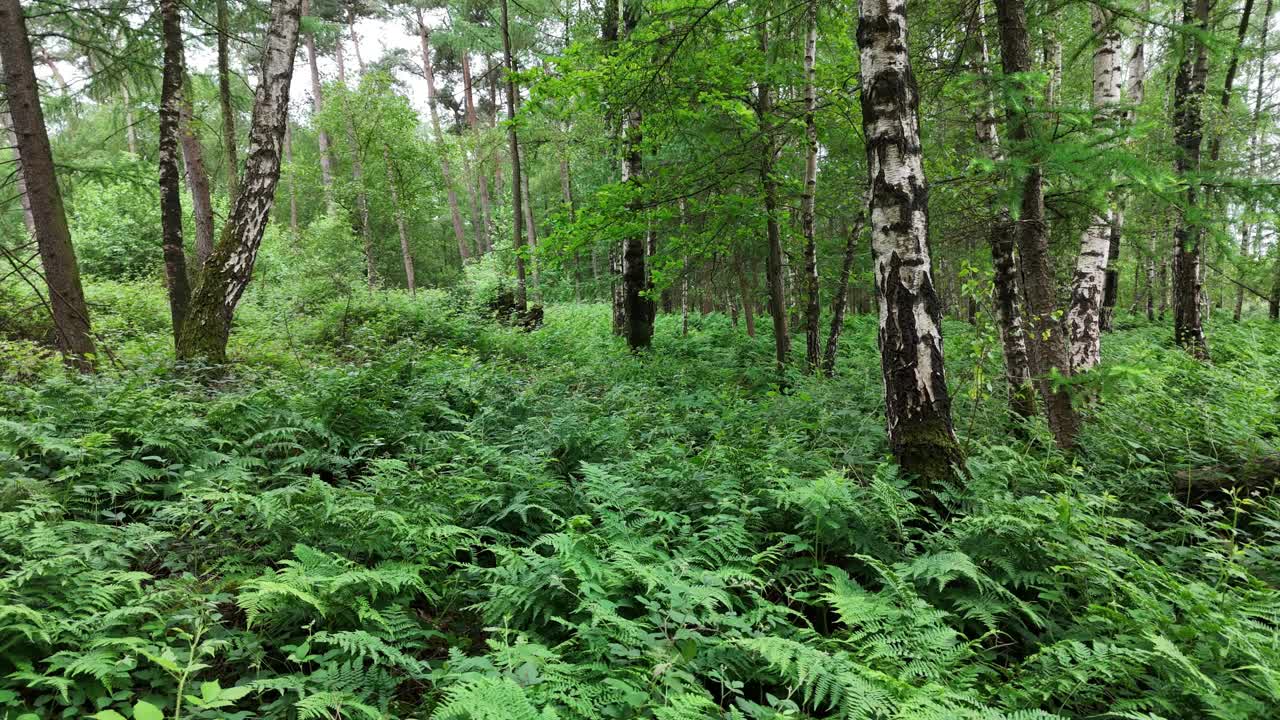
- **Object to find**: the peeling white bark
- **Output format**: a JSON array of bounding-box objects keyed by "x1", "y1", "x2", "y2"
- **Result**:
[
  {"x1": 1066, "y1": 5, "x2": 1124, "y2": 373},
  {"x1": 857, "y1": 0, "x2": 960, "y2": 473}
]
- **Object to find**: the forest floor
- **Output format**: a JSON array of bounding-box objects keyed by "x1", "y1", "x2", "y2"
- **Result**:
[{"x1": 2, "y1": 281, "x2": 1280, "y2": 719}]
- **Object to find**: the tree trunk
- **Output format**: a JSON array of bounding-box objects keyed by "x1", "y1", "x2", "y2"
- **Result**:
[
  {"x1": 758, "y1": 22, "x2": 790, "y2": 372},
  {"x1": 967, "y1": 0, "x2": 1035, "y2": 416},
  {"x1": 1, "y1": 110, "x2": 37, "y2": 236},
  {"x1": 857, "y1": 0, "x2": 964, "y2": 484},
  {"x1": 462, "y1": 51, "x2": 493, "y2": 252},
  {"x1": 0, "y1": 0, "x2": 95, "y2": 371},
  {"x1": 995, "y1": 0, "x2": 1080, "y2": 448},
  {"x1": 1109, "y1": 2, "x2": 1151, "y2": 328},
  {"x1": 1065, "y1": 5, "x2": 1124, "y2": 372},
  {"x1": 1171, "y1": 0, "x2": 1211, "y2": 358},
  {"x1": 500, "y1": 0, "x2": 528, "y2": 313},
  {"x1": 284, "y1": 122, "x2": 298, "y2": 236},
  {"x1": 822, "y1": 212, "x2": 865, "y2": 377},
  {"x1": 123, "y1": 84, "x2": 139, "y2": 156},
  {"x1": 302, "y1": 1, "x2": 335, "y2": 212},
  {"x1": 619, "y1": 2, "x2": 653, "y2": 349},
  {"x1": 418, "y1": 12, "x2": 471, "y2": 262},
  {"x1": 798, "y1": 0, "x2": 821, "y2": 371},
  {"x1": 176, "y1": 0, "x2": 301, "y2": 363},
  {"x1": 159, "y1": 0, "x2": 192, "y2": 345},
  {"x1": 333, "y1": 28, "x2": 376, "y2": 288},
  {"x1": 216, "y1": 0, "x2": 239, "y2": 202},
  {"x1": 384, "y1": 144, "x2": 415, "y2": 295},
  {"x1": 179, "y1": 76, "x2": 216, "y2": 268}
]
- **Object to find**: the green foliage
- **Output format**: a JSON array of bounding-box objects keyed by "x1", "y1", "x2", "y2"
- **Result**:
[{"x1": 2, "y1": 279, "x2": 1280, "y2": 719}]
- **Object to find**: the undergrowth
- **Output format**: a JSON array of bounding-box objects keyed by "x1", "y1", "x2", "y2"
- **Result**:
[{"x1": 1, "y1": 283, "x2": 1278, "y2": 719}]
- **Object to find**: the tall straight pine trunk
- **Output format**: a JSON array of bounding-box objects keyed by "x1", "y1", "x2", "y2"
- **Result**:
[
  {"x1": 995, "y1": 0, "x2": 1079, "y2": 448},
  {"x1": 1171, "y1": 0, "x2": 1211, "y2": 357},
  {"x1": 857, "y1": 0, "x2": 964, "y2": 484},
  {"x1": 0, "y1": 0, "x2": 96, "y2": 371},
  {"x1": 302, "y1": 0, "x2": 334, "y2": 212},
  {"x1": 177, "y1": 0, "x2": 302, "y2": 363},
  {"x1": 1065, "y1": 6, "x2": 1123, "y2": 372},
  {"x1": 418, "y1": 11, "x2": 471, "y2": 262},
  {"x1": 159, "y1": 0, "x2": 192, "y2": 344}
]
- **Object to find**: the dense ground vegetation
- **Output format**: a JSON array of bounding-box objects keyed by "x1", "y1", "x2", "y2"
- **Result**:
[{"x1": 2, "y1": 276, "x2": 1280, "y2": 719}]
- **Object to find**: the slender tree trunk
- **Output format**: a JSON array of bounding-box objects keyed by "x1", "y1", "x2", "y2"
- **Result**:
[
  {"x1": 123, "y1": 85, "x2": 139, "y2": 156},
  {"x1": 216, "y1": 0, "x2": 239, "y2": 202},
  {"x1": 418, "y1": 12, "x2": 471, "y2": 262},
  {"x1": 176, "y1": 0, "x2": 302, "y2": 363},
  {"x1": 179, "y1": 76, "x2": 216, "y2": 268},
  {"x1": 758, "y1": 22, "x2": 790, "y2": 372},
  {"x1": 1065, "y1": 5, "x2": 1123, "y2": 372},
  {"x1": 857, "y1": 0, "x2": 964, "y2": 484},
  {"x1": 0, "y1": 110, "x2": 36, "y2": 235},
  {"x1": 462, "y1": 52, "x2": 493, "y2": 252},
  {"x1": 302, "y1": 0, "x2": 335, "y2": 211},
  {"x1": 1171, "y1": 0, "x2": 1211, "y2": 358},
  {"x1": 620, "y1": 1, "x2": 653, "y2": 349},
  {"x1": 822, "y1": 212, "x2": 864, "y2": 377},
  {"x1": 159, "y1": 0, "x2": 191, "y2": 344},
  {"x1": 995, "y1": 0, "x2": 1079, "y2": 448},
  {"x1": 800, "y1": 0, "x2": 821, "y2": 372},
  {"x1": 967, "y1": 0, "x2": 1035, "y2": 415},
  {"x1": 334, "y1": 28, "x2": 376, "y2": 288},
  {"x1": 284, "y1": 122, "x2": 298, "y2": 236},
  {"x1": 384, "y1": 145, "x2": 414, "y2": 295},
  {"x1": 0, "y1": 0, "x2": 95, "y2": 371},
  {"x1": 500, "y1": 0, "x2": 528, "y2": 313}
]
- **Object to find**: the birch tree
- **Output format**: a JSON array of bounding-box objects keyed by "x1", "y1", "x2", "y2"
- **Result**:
[
  {"x1": 1065, "y1": 5, "x2": 1124, "y2": 373},
  {"x1": 856, "y1": 0, "x2": 963, "y2": 484},
  {"x1": 176, "y1": 0, "x2": 303, "y2": 363}
]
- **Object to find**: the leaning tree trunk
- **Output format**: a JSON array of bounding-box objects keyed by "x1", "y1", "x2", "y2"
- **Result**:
[
  {"x1": 967, "y1": 0, "x2": 1035, "y2": 417},
  {"x1": 758, "y1": 22, "x2": 790, "y2": 372},
  {"x1": 857, "y1": 0, "x2": 964, "y2": 485},
  {"x1": 995, "y1": 0, "x2": 1079, "y2": 448},
  {"x1": 1065, "y1": 5, "x2": 1124, "y2": 372},
  {"x1": 500, "y1": 0, "x2": 528, "y2": 313},
  {"x1": 801, "y1": 0, "x2": 821, "y2": 372},
  {"x1": 176, "y1": 0, "x2": 302, "y2": 363},
  {"x1": 302, "y1": 0, "x2": 335, "y2": 212},
  {"x1": 0, "y1": 0, "x2": 96, "y2": 371},
  {"x1": 159, "y1": 0, "x2": 192, "y2": 344},
  {"x1": 1171, "y1": 0, "x2": 1211, "y2": 358},
  {"x1": 179, "y1": 76, "x2": 216, "y2": 268},
  {"x1": 418, "y1": 12, "x2": 471, "y2": 262},
  {"x1": 216, "y1": 0, "x2": 239, "y2": 202},
  {"x1": 822, "y1": 211, "x2": 865, "y2": 377}
]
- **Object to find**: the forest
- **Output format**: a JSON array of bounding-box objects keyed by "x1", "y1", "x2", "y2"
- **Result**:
[{"x1": 2, "y1": 0, "x2": 1280, "y2": 717}]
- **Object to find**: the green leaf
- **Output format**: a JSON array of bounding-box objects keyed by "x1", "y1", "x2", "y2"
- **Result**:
[
  {"x1": 90, "y1": 712, "x2": 128, "y2": 720},
  {"x1": 133, "y1": 700, "x2": 165, "y2": 720}
]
